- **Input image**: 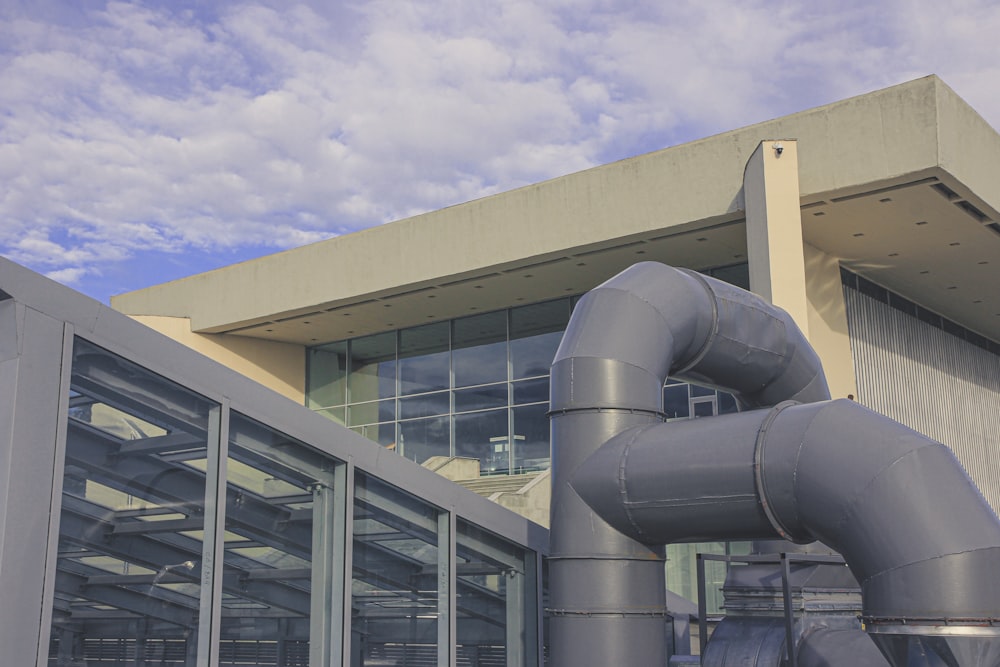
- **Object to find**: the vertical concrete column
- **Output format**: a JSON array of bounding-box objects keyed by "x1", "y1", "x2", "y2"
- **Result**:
[{"x1": 744, "y1": 139, "x2": 810, "y2": 335}]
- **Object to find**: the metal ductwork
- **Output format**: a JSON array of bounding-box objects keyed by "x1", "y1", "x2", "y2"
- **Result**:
[{"x1": 548, "y1": 262, "x2": 1000, "y2": 667}]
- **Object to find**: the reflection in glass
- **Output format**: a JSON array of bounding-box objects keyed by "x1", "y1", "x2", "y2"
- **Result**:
[
  {"x1": 398, "y1": 416, "x2": 450, "y2": 464},
  {"x1": 510, "y1": 299, "x2": 569, "y2": 380},
  {"x1": 350, "y1": 332, "x2": 397, "y2": 403},
  {"x1": 454, "y1": 383, "x2": 508, "y2": 413},
  {"x1": 456, "y1": 520, "x2": 536, "y2": 666},
  {"x1": 453, "y1": 311, "x2": 507, "y2": 388},
  {"x1": 399, "y1": 391, "x2": 450, "y2": 420},
  {"x1": 455, "y1": 409, "x2": 510, "y2": 473},
  {"x1": 307, "y1": 341, "x2": 347, "y2": 409},
  {"x1": 399, "y1": 323, "x2": 450, "y2": 395},
  {"x1": 222, "y1": 414, "x2": 339, "y2": 666},
  {"x1": 512, "y1": 404, "x2": 550, "y2": 472},
  {"x1": 348, "y1": 398, "x2": 396, "y2": 426},
  {"x1": 49, "y1": 338, "x2": 217, "y2": 666},
  {"x1": 352, "y1": 474, "x2": 441, "y2": 665},
  {"x1": 511, "y1": 377, "x2": 548, "y2": 405}
]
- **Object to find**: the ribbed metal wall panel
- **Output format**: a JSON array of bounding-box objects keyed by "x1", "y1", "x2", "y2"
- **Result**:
[{"x1": 843, "y1": 285, "x2": 1000, "y2": 512}]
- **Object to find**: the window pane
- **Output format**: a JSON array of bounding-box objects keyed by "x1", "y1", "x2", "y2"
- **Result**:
[
  {"x1": 454, "y1": 383, "x2": 507, "y2": 413},
  {"x1": 50, "y1": 338, "x2": 217, "y2": 666},
  {"x1": 353, "y1": 423, "x2": 399, "y2": 449},
  {"x1": 718, "y1": 392, "x2": 740, "y2": 414},
  {"x1": 398, "y1": 416, "x2": 450, "y2": 464},
  {"x1": 455, "y1": 409, "x2": 510, "y2": 474},
  {"x1": 399, "y1": 391, "x2": 450, "y2": 420},
  {"x1": 456, "y1": 520, "x2": 535, "y2": 666},
  {"x1": 223, "y1": 414, "x2": 337, "y2": 663},
  {"x1": 348, "y1": 398, "x2": 396, "y2": 426},
  {"x1": 399, "y1": 323, "x2": 450, "y2": 395},
  {"x1": 510, "y1": 300, "x2": 569, "y2": 379},
  {"x1": 453, "y1": 311, "x2": 507, "y2": 387},
  {"x1": 664, "y1": 384, "x2": 689, "y2": 419},
  {"x1": 512, "y1": 377, "x2": 548, "y2": 405},
  {"x1": 307, "y1": 341, "x2": 347, "y2": 409},
  {"x1": 512, "y1": 403, "x2": 550, "y2": 472},
  {"x1": 693, "y1": 399, "x2": 716, "y2": 418},
  {"x1": 352, "y1": 474, "x2": 441, "y2": 665},
  {"x1": 349, "y1": 332, "x2": 397, "y2": 403},
  {"x1": 316, "y1": 406, "x2": 346, "y2": 426}
]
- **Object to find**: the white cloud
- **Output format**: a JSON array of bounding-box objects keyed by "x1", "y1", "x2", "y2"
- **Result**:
[{"x1": 1, "y1": 0, "x2": 999, "y2": 299}]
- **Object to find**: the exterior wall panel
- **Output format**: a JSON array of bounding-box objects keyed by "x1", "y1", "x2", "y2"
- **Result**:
[{"x1": 844, "y1": 283, "x2": 1000, "y2": 512}]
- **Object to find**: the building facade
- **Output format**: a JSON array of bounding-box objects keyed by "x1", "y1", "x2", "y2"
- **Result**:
[{"x1": 111, "y1": 75, "x2": 1000, "y2": 518}]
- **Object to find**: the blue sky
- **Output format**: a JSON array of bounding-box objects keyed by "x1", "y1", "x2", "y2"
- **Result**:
[{"x1": 2, "y1": 0, "x2": 999, "y2": 304}]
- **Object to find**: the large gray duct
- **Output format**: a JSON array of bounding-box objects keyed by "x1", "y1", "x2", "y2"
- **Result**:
[{"x1": 548, "y1": 262, "x2": 1000, "y2": 667}]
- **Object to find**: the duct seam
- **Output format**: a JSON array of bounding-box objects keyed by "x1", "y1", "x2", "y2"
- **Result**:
[
  {"x1": 822, "y1": 439, "x2": 942, "y2": 546},
  {"x1": 668, "y1": 269, "x2": 719, "y2": 374},
  {"x1": 616, "y1": 427, "x2": 649, "y2": 544},
  {"x1": 753, "y1": 401, "x2": 803, "y2": 542}
]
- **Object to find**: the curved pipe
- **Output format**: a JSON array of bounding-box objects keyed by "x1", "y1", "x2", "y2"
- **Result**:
[
  {"x1": 548, "y1": 262, "x2": 829, "y2": 667},
  {"x1": 572, "y1": 400, "x2": 1000, "y2": 628}
]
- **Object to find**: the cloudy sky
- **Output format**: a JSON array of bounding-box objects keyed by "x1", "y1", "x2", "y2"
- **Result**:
[{"x1": 2, "y1": 0, "x2": 999, "y2": 303}]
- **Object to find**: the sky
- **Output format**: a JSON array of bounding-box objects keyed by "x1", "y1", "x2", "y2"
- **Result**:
[{"x1": 2, "y1": 0, "x2": 999, "y2": 304}]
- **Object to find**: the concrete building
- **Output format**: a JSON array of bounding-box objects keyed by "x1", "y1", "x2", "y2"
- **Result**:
[
  {"x1": 112, "y1": 74, "x2": 1000, "y2": 523},
  {"x1": 3, "y1": 75, "x2": 1000, "y2": 666}
]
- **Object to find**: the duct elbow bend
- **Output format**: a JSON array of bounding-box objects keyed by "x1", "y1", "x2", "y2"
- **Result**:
[{"x1": 760, "y1": 399, "x2": 1000, "y2": 630}]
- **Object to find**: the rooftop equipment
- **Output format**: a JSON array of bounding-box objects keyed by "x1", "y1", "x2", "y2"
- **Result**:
[{"x1": 548, "y1": 262, "x2": 1000, "y2": 667}]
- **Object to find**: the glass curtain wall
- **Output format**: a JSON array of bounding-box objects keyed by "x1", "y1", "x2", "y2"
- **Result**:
[
  {"x1": 306, "y1": 264, "x2": 750, "y2": 474},
  {"x1": 45, "y1": 337, "x2": 540, "y2": 666},
  {"x1": 50, "y1": 338, "x2": 218, "y2": 666},
  {"x1": 307, "y1": 298, "x2": 572, "y2": 475}
]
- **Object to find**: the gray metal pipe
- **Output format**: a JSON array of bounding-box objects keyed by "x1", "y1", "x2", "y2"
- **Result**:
[
  {"x1": 548, "y1": 262, "x2": 829, "y2": 667},
  {"x1": 551, "y1": 261, "x2": 1000, "y2": 667},
  {"x1": 571, "y1": 399, "x2": 1000, "y2": 633}
]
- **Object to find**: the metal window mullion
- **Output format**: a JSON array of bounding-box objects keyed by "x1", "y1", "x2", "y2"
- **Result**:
[
  {"x1": 531, "y1": 551, "x2": 543, "y2": 667},
  {"x1": 438, "y1": 509, "x2": 456, "y2": 667},
  {"x1": 339, "y1": 461, "x2": 356, "y2": 667},
  {"x1": 309, "y1": 461, "x2": 342, "y2": 667},
  {"x1": 34, "y1": 322, "x2": 76, "y2": 667},
  {"x1": 197, "y1": 400, "x2": 229, "y2": 667}
]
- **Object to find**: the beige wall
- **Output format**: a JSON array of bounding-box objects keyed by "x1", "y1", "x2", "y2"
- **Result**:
[
  {"x1": 130, "y1": 316, "x2": 306, "y2": 403},
  {"x1": 744, "y1": 139, "x2": 811, "y2": 334},
  {"x1": 803, "y1": 243, "x2": 858, "y2": 400}
]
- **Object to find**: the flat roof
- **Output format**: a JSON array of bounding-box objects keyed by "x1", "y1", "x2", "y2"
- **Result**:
[{"x1": 112, "y1": 76, "x2": 1000, "y2": 345}]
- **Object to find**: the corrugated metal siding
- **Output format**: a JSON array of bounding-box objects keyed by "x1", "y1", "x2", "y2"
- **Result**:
[{"x1": 843, "y1": 285, "x2": 1000, "y2": 512}]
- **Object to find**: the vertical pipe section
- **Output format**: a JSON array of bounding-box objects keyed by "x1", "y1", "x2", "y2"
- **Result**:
[{"x1": 548, "y1": 262, "x2": 828, "y2": 667}]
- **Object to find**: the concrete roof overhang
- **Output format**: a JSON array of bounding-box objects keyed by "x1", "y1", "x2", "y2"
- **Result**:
[{"x1": 112, "y1": 76, "x2": 1000, "y2": 346}]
